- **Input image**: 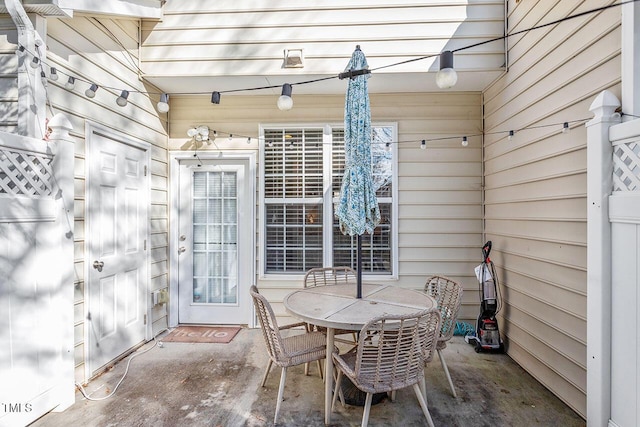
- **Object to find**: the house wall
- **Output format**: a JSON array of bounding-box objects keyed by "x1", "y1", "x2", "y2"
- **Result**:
[
  {"x1": 41, "y1": 14, "x2": 168, "y2": 383},
  {"x1": 141, "y1": 0, "x2": 506, "y2": 91},
  {"x1": 168, "y1": 92, "x2": 484, "y2": 325},
  {"x1": 481, "y1": 0, "x2": 621, "y2": 418}
]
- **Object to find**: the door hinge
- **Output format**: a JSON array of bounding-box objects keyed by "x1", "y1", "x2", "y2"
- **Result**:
[
  {"x1": 144, "y1": 165, "x2": 148, "y2": 176},
  {"x1": 144, "y1": 314, "x2": 147, "y2": 325}
]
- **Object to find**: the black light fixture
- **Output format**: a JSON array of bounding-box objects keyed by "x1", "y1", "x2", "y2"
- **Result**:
[
  {"x1": 436, "y1": 50, "x2": 457, "y2": 89},
  {"x1": 211, "y1": 91, "x2": 221, "y2": 104}
]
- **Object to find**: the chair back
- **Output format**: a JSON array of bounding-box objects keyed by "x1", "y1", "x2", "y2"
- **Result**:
[
  {"x1": 304, "y1": 266, "x2": 357, "y2": 288},
  {"x1": 424, "y1": 276, "x2": 463, "y2": 344},
  {"x1": 250, "y1": 285, "x2": 286, "y2": 364},
  {"x1": 353, "y1": 309, "x2": 441, "y2": 393}
]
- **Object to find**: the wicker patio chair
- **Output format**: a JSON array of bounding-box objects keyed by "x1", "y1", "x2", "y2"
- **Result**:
[
  {"x1": 331, "y1": 309, "x2": 441, "y2": 427},
  {"x1": 303, "y1": 267, "x2": 359, "y2": 347},
  {"x1": 424, "y1": 275, "x2": 464, "y2": 398},
  {"x1": 250, "y1": 285, "x2": 330, "y2": 425}
]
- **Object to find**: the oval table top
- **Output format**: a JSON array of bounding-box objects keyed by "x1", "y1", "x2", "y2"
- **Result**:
[{"x1": 284, "y1": 283, "x2": 436, "y2": 331}]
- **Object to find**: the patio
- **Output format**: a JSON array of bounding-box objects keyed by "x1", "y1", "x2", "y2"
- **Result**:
[{"x1": 31, "y1": 328, "x2": 585, "y2": 427}]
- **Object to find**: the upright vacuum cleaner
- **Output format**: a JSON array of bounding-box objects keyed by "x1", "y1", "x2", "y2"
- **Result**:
[{"x1": 465, "y1": 241, "x2": 504, "y2": 353}]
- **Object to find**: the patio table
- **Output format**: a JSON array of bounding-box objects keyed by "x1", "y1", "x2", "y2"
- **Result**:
[{"x1": 284, "y1": 283, "x2": 436, "y2": 424}]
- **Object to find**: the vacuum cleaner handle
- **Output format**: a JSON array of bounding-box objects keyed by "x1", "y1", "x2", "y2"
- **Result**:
[{"x1": 482, "y1": 240, "x2": 492, "y2": 263}]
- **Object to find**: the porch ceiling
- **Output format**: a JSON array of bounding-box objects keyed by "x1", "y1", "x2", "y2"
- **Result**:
[{"x1": 143, "y1": 69, "x2": 505, "y2": 96}]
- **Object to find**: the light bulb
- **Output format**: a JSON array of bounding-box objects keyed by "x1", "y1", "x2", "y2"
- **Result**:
[
  {"x1": 435, "y1": 50, "x2": 457, "y2": 89},
  {"x1": 116, "y1": 90, "x2": 129, "y2": 107},
  {"x1": 277, "y1": 83, "x2": 293, "y2": 111},
  {"x1": 246, "y1": 137, "x2": 251, "y2": 144},
  {"x1": 277, "y1": 95, "x2": 293, "y2": 111},
  {"x1": 157, "y1": 93, "x2": 169, "y2": 113},
  {"x1": 29, "y1": 56, "x2": 40, "y2": 69},
  {"x1": 187, "y1": 128, "x2": 197, "y2": 138},
  {"x1": 385, "y1": 142, "x2": 391, "y2": 152},
  {"x1": 49, "y1": 67, "x2": 58, "y2": 81},
  {"x1": 65, "y1": 76, "x2": 75, "y2": 90},
  {"x1": 461, "y1": 136, "x2": 468, "y2": 147},
  {"x1": 436, "y1": 68, "x2": 457, "y2": 89},
  {"x1": 15, "y1": 45, "x2": 25, "y2": 56},
  {"x1": 85, "y1": 84, "x2": 98, "y2": 98},
  {"x1": 420, "y1": 140, "x2": 426, "y2": 150},
  {"x1": 40, "y1": 71, "x2": 47, "y2": 87},
  {"x1": 508, "y1": 130, "x2": 514, "y2": 141},
  {"x1": 228, "y1": 134, "x2": 233, "y2": 142},
  {"x1": 562, "y1": 122, "x2": 570, "y2": 133}
]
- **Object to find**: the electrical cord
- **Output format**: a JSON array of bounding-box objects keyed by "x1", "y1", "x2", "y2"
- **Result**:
[{"x1": 75, "y1": 329, "x2": 166, "y2": 401}]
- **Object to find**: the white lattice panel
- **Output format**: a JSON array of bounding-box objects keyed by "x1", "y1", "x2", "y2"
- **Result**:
[
  {"x1": 613, "y1": 140, "x2": 640, "y2": 192},
  {"x1": 0, "y1": 147, "x2": 54, "y2": 197}
]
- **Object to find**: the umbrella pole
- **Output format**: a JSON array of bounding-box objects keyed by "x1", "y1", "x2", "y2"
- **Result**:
[{"x1": 357, "y1": 234, "x2": 362, "y2": 298}]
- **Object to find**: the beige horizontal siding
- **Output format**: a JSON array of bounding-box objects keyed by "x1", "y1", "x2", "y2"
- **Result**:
[
  {"x1": 481, "y1": 0, "x2": 622, "y2": 418},
  {"x1": 142, "y1": 1, "x2": 504, "y2": 78},
  {"x1": 169, "y1": 91, "x2": 483, "y2": 324}
]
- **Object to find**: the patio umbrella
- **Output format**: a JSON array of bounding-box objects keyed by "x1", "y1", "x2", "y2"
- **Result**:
[{"x1": 335, "y1": 46, "x2": 381, "y2": 298}]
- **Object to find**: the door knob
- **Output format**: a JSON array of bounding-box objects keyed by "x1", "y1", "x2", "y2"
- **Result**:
[{"x1": 93, "y1": 260, "x2": 104, "y2": 272}]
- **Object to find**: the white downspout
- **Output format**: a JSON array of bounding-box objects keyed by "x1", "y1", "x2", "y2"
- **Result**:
[{"x1": 6, "y1": 0, "x2": 47, "y2": 139}]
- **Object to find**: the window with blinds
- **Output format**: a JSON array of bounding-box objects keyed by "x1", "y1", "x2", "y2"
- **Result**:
[{"x1": 262, "y1": 125, "x2": 395, "y2": 274}]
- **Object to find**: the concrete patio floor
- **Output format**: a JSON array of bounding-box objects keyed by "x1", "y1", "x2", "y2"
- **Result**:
[{"x1": 31, "y1": 328, "x2": 586, "y2": 427}]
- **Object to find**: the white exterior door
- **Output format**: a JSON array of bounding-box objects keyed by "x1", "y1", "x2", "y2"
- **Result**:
[
  {"x1": 177, "y1": 159, "x2": 253, "y2": 325},
  {"x1": 86, "y1": 130, "x2": 149, "y2": 376}
]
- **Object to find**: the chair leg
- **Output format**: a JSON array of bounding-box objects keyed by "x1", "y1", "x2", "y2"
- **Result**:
[
  {"x1": 261, "y1": 359, "x2": 273, "y2": 387},
  {"x1": 274, "y1": 367, "x2": 287, "y2": 425},
  {"x1": 419, "y1": 376, "x2": 427, "y2": 403},
  {"x1": 331, "y1": 370, "x2": 343, "y2": 412},
  {"x1": 412, "y1": 383, "x2": 435, "y2": 427},
  {"x1": 361, "y1": 392, "x2": 373, "y2": 427},
  {"x1": 317, "y1": 359, "x2": 324, "y2": 381},
  {"x1": 438, "y1": 348, "x2": 457, "y2": 398}
]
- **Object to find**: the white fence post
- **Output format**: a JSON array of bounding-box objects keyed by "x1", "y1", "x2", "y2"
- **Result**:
[
  {"x1": 585, "y1": 90, "x2": 620, "y2": 427},
  {"x1": 47, "y1": 113, "x2": 76, "y2": 411}
]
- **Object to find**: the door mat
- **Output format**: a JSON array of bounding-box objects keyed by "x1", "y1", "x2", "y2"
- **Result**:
[{"x1": 162, "y1": 326, "x2": 241, "y2": 344}]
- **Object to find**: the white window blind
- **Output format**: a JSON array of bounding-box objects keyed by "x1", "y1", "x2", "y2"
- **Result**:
[{"x1": 262, "y1": 125, "x2": 395, "y2": 274}]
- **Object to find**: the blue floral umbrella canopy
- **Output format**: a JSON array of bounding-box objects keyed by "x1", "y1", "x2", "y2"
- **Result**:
[{"x1": 336, "y1": 46, "x2": 381, "y2": 297}]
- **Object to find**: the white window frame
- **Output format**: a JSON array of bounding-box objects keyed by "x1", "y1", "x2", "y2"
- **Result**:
[{"x1": 258, "y1": 122, "x2": 398, "y2": 281}]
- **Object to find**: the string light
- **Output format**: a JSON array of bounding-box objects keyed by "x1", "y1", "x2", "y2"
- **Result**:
[
  {"x1": 247, "y1": 137, "x2": 252, "y2": 144},
  {"x1": 461, "y1": 136, "x2": 468, "y2": 147},
  {"x1": 562, "y1": 122, "x2": 570, "y2": 133},
  {"x1": 85, "y1": 84, "x2": 99, "y2": 98},
  {"x1": 116, "y1": 90, "x2": 129, "y2": 107},
  {"x1": 508, "y1": 130, "x2": 514, "y2": 140},
  {"x1": 277, "y1": 84, "x2": 293, "y2": 111},
  {"x1": 40, "y1": 71, "x2": 47, "y2": 87},
  {"x1": 13, "y1": 1, "x2": 626, "y2": 124},
  {"x1": 385, "y1": 142, "x2": 391, "y2": 152},
  {"x1": 420, "y1": 140, "x2": 426, "y2": 150},
  {"x1": 64, "y1": 76, "x2": 75, "y2": 90},
  {"x1": 157, "y1": 93, "x2": 170, "y2": 113}
]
